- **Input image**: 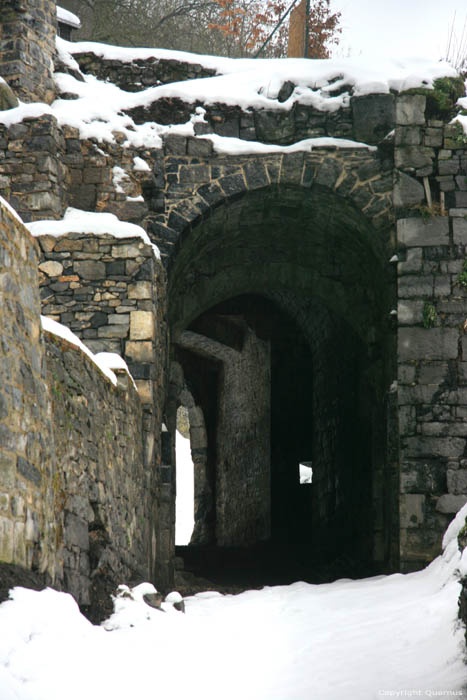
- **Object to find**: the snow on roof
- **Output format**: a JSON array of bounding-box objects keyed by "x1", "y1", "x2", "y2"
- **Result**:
[
  {"x1": 56, "y1": 6, "x2": 81, "y2": 29},
  {"x1": 26, "y1": 207, "x2": 161, "y2": 260},
  {"x1": 0, "y1": 195, "x2": 24, "y2": 225}
]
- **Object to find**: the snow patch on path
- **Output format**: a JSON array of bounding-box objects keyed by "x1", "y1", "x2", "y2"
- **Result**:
[{"x1": 1, "y1": 505, "x2": 467, "y2": 699}]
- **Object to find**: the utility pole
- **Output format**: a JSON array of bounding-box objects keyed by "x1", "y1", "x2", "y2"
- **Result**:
[{"x1": 304, "y1": 0, "x2": 311, "y2": 57}]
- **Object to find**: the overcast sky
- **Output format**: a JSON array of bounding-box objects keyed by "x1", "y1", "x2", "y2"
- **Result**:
[{"x1": 329, "y1": 0, "x2": 466, "y2": 61}]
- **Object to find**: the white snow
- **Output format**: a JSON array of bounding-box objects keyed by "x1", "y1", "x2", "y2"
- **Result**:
[
  {"x1": 112, "y1": 166, "x2": 129, "y2": 193},
  {"x1": 26, "y1": 207, "x2": 161, "y2": 259},
  {"x1": 203, "y1": 133, "x2": 377, "y2": 155},
  {"x1": 0, "y1": 195, "x2": 23, "y2": 225},
  {"x1": 1, "y1": 505, "x2": 467, "y2": 698},
  {"x1": 56, "y1": 6, "x2": 80, "y2": 29},
  {"x1": 1, "y1": 40, "x2": 465, "y2": 152},
  {"x1": 41, "y1": 316, "x2": 118, "y2": 386},
  {"x1": 94, "y1": 352, "x2": 137, "y2": 390},
  {"x1": 133, "y1": 156, "x2": 151, "y2": 172},
  {"x1": 175, "y1": 430, "x2": 195, "y2": 546}
]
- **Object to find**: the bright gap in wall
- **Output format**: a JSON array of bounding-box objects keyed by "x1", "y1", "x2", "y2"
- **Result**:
[
  {"x1": 299, "y1": 461, "x2": 313, "y2": 484},
  {"x1": 175, "y1": 406, "x2": 195, "y2": 546}
]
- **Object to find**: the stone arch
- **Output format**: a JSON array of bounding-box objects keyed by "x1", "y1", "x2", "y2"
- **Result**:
[{"x1": 166, "y1": 176, "x2": 397, "y2": 584}]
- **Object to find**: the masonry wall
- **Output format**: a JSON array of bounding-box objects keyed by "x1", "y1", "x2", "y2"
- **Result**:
[
  {"x1": 0, "y1": 0, "x2": 56, "y2": 104},
  {"x1": 0, "y1": 201, "x2": 56, "y2": 580},
  {"x1": 44, "y1": 331, "x2": 152, "y2": 613},
  {"x1": 395, "y1": 93, "x2": 467, "y2": 571},
  {"x1": 0, "y1": 201, "x2": 164, "y2": 608}
]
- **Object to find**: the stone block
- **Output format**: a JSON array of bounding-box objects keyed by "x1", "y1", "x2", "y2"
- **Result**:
[
  {"x1": 97, "y1": 324, "x2": 128, "y2": 339},
  {"x1": 111, "y1": 243, "x2": 142, "y2": 258},
  {"x1": 436, "y1": 494, "x2": 467, "y2": 513},
  {"x1": 393, "y1": 171, "x2": 424, "y2": 207},
  {"x1": 405, "y1": 436, "x2": 465, "y2": 459},
  {"x1": 396, "y1": 95, "x2": 426, "y2": 125},
  {"x1": 398, "y1": 276, "x2": 435, "y2": 298},
  {"x1": 74, "y1": 260, "x2": 106, "y2": 280},
  {"x1": 64, "y1": 511, "x2": 89, "y2": 550},
  {"x1": 130, "y1": 311, "x2": 154, "y2": 340},
  {"x1": 128, "y1": 281, "x2": 152, "y2": 299},
  {"x1": 400, "y1": 494, "x2": 425, "y2": 528},
  {"x1": 351, "y1": 93, "x2": 395, "y2": 144},
  {"x1": 0, "y1": 451, "x2": 16, "y2": 489},
  {"x1": 397, "y1": 300, "x2": 424, "y2": 325},
  {"x1": 453, "y1": 217, "x2": 467, "y2": 244},
  {"x1": 39, "y1": 260, "x2": 63, "y2": 277},
  {"x1": 397, "y1": 217, "x2": 449, "y2": 246},
  {"x1": 399, "y1": 327, "x2": 458, "y2": 360},
  {"x1": 447, "y1": 469, "x2": 467, "y2": 495},
  {"x1": 125, "y1": 341, "x2": 153, "y2": 362},
  {"x1": 397, "y1": 248, "x2": 423, "y2": 275},
  {"x1": 0, "y1": 516, "x2": 14, "y2": 563},
  {"x1": 134, "y1": 379, "x2": 153, "y2": 404},
  {"x1": 395, "y1": 146, "x2": 434, "y2": 171}
]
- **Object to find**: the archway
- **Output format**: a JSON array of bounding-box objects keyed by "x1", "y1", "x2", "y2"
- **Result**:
[{"x1": 168, "y1": 182, "x2": 396, "y2": 585}]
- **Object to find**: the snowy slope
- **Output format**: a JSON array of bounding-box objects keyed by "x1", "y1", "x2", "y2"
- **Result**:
[{"x1": 1, "y1": 506, "x2": 466, "y2": 699}]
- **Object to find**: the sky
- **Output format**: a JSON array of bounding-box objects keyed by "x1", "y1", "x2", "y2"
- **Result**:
[{"x1": 330, "y1": 0, "x2": 467, "y2": 61}]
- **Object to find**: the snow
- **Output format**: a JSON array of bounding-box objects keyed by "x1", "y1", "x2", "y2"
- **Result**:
[
  {"x1": 133, "y1": 156, "x2": 151, "y2": 172},
  {"x1": 26, "y1": 207, "x2": 161, "y2": 260},
  {"x1": 175, "y1": 430, "x2": 195, "y2": 546},
  {"x1": 41, "y1": 315, "x2": 118, "y2": 385},
  {"x1": 56, "y1": 6, "x2": 80, "y2": 29},
  {"x1": 2, "y1": 40, "x2": 465, "y2": 152},
  {"x1": 1, "y1": 505, "x2": 467, "y2": 698},
  {"x1": 112, "y1": 166, "x2": 129, "y2": 193},
  {"x1": 203, "y1": 133, "x2": 377, "y2": 155},
  {"x1": 94, "y1": 352, "x2": 137, "y2": 390},
  {"x1": 0, "y1": 195, "x2": 23, "y2": 225}
]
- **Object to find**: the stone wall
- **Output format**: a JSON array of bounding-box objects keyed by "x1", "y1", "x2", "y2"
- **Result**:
[
  {"x1": 0, "y1": 200, "x2": 56, "y2": 581},
  {"x1": 0, "y1": 114, "x2": 68, "y2": 222},
  {"x1": 395, "y1": 91, "x2": 467, "y2": 571},
  {"x1": 44, "y1": 330, "x2": 151, "y2": 613},
  {"x1": 0, "y1": 0, "x2": 56, "y2": 104},
  {"x1": 36, "y1": 232, "x2": 163, "y2": 406},
  {"x1": 71, "y1": 51, "x2": 218, "y2": 93},
  {"x1": 0, "y1": 200, "x2": 164, "y2": 608}
]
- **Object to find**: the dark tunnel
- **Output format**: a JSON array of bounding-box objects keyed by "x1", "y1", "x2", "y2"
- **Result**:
[{"x1": 168, "y1": 182, "x2": 397, "y2": 587}]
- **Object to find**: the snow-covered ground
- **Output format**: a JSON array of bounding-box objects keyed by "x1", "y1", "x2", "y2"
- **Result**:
[{"x1": 1, "y1": 507, "x2": 467, "y2": 699}]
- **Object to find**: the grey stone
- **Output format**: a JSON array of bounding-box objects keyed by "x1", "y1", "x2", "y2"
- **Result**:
[
  {"x1": 351, "y1": 94, "x2": 395, "y2": 144},
  {"x1": 398, "y1": 327, "x2": 458, "y2": 360},
  {"x1": 393, "y1": 171, "x2": 424, "y2": 207},
  {"x1": 436, "y1": 494, "x2": 467, "y2": 513},
  {"x1": 447, "y1": 469, "x2": 467, "y2": 495},
  {"x1": 397, "y1": 217, "x2": 449, "y2": 246},
  {"x1": 17, "y1": 456, "x2": 41, "y2": 486},
  {"x1": 396, "y1": 95, "x2": 426, "y2": 126},
  {"x1": 0, "y1": 81, "x2": 19, "y2": 110},
  {"x1": 74, "y1": 261, "x2": 106, "y2": 280},
  {"x1": 453, "y1": 218, "x2": 467, "y2": 244}
]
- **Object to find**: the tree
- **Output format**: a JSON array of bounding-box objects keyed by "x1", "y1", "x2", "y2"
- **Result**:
[{"x1": 208, "y1": 0, "x2": 341, "y2": 58}]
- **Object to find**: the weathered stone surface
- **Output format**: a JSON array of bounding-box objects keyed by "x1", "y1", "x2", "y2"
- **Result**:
[
  {"x1": 436, "y1": 494, "x2": 467, "y2": 514},
  {"x1": 393, "y1": 171, "x2": 424, "y2": 207},
  {"x1": 447, "y1": 469, "x2": 467, "y2": 495},
  {"x1": 0, "y1": 80, "x2": 19, "y2": 110},
  {"x1": 397, "y1": 217, "x2": 449, "y2": 247},
  {"x1": 130, "y1": 310, "x2": 154, "y2": 340},
  {"x1": 396, "y1": 95, "x2": 426, "y2": 126},
  {"x1": 39, "y1": 260, "x2": 63, "y2": 277},
  {"x1": 398, "y1": 328, "x2": 458, "y2": 360},
  {"x1": 351, "y1": 94, "x2": 395, "y2": 144}
]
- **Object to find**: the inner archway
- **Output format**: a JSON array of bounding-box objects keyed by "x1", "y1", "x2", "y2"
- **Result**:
[{"x1": 168, "y1": 181, "x2": 396, "y2": 586}]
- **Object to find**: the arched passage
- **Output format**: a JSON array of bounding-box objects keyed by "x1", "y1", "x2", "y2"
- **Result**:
[{"x1": 168, "y1": 181, "x2": 396, "y2": 585}]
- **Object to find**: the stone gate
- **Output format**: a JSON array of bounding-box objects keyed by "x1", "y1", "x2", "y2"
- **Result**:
[{"x1": 1, "y1": 0, "x2": 467, "y2": 601}]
